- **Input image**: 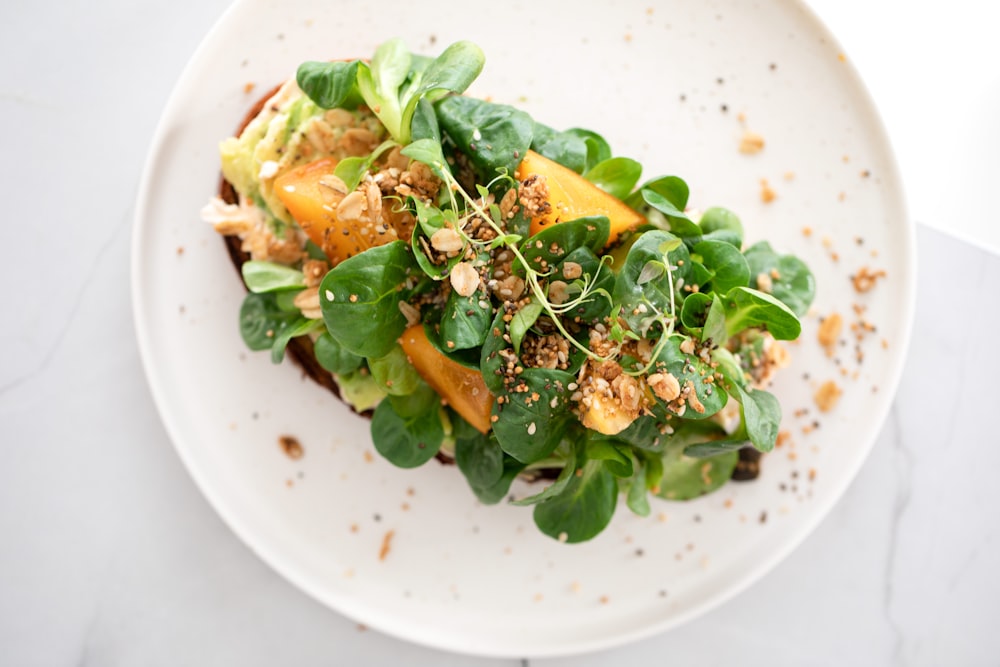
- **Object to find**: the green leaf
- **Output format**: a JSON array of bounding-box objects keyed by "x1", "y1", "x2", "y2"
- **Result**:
[
  {"x1": 296, "y1": 60, "x2": 361, "y2": 109},
  {"x1": 368, "y1": 344, "x2": 421, "y2": 396},
  {"x1": 728, "y1": 383, "x2": 782, "y2": 452},
  {"x1": 683, "y1": 438, "x2": 750, "y2": 458},
  {"x1": 698, "y1": 207, "x2": 744, "y2": 248},
  {"x1": 626, "y1": 456, "x2": 651, "y2": 517},
  {"x1": 531, "y1": 123, "x2": 587, "y2": 173},
  {"x1": 649, "y1": 335, "x2": 728, "y2": 419},
  {"x1": 658, "y1": 446, "x2": 739, "y2": 501},
  {"x1": 455, "y1": 430, "x2": 504, "y2": 491},
  {"x1": 612, "y1": 230, "x2": 689, "y2": 333},
  {"x1": 241, "y1": 261, "x2": 305, "y2": 293},
  {"x1": 723, "y1": 286, "x2": 801, "y2": 340},
  {"x1": 564, "y1": 128, "x2": 612, "y2": 172},
  {"x1": 319, "y1": 241, "x2": 418, "y2": 358},
  {"x1": 270, "y1": 317, "x2": 323, "y2": 363},
  {"x1": 440, "y1": 290, "x2": 492, "y2": 350},
  {"x1": 584, "y1": 157, "x2": 642, "y2": 200},
  {"x1": 510, "y1": 443, "x2": 578, "y2": 506},
  {"x1": 370, "y1": 394, "x2": 443, "y2": 469},
  {"x1": 239, "y1": 292, "x2": 301, "y2": 351},
  {"x1": 585, "y1": 439, "x2": 633, "y2": 478},
  {"x1": 436, "y1": 96, "x2": 534, "y2": 180},
  {"x1": 509, "y1": 300, "x2": 542, "y2": 355},
  {"x1": 401, "y1": 138, "x2": 450, "y2": 180},
  {"x1": 469, "y1": 454, "x2": 525, "y2": 505},
  {"x1": 491, "y1": 368, "x2": 575, "y2": 464},
  {"x1": 743, "y1": 241, "x2": 816, "y2": 317},
  {"x1": 313, "y1": 331, "x2": 364, "y2": 374},
  {"x1": 556, "y1": 247, "x2": 614, "y2": 322},
  {"x1": 400, "y1": 41, "x2": 485, "y2": 140},
  {"x1": 334, "y1": 139, "x2": 397, "y2": 191},
  {"x1": 533, "y1": 459, "x2": 617, "y2": 543},
  {"x1": 693, "y1": 240, "x2": 750, "y2": 294},
  {"x1": 518, "y1": 216, "x2": 611, "y2": 275},
  {"x1": 479, "y1": 309, "x2": 510, "y2": 395}
]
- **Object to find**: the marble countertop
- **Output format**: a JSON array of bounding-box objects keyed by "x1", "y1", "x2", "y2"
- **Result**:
[{"x1": 2, "y1": 1, "x2": 999, "y2": 665}]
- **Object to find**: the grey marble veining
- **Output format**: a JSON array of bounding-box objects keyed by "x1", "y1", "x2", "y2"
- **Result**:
[{"x1": 3, "y1": 0, "x2": 1000, "y2": 663}]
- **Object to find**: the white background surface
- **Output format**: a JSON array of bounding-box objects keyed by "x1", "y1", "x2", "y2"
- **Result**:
[{"x1": 1, "y1": 0, "x2": 999, "y2": 665}]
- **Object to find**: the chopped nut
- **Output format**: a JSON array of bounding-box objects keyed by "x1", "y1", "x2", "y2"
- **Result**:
[
  {"x1": 450, "y1": 262, "x2": 480, "y2": 297},
  {"x1": 548, "y1": 280, "x2": 569, "y2": 304},
  {"x1": 430, "y1": 227, "x2": 464, "y2": 253},
  {"x1": 336, "y1": 190, "x2": 366, "y2": 222},
  {"x1": 562, "y1": 261, "x2": 583, "y2": 280},
  {"x1": 852, "y1": 266, "x2": 887, "y2": 293},
  {"x1": 293, "y1": 286, "x2": 322, "y2": 319},
  {"x1": 647, "y1": 372, "x2": 681, "y2": 402},
  {"x1": 756, "y1": 272, "x2": 773, "y2": 293},
  {"x1": 814, "y1": 380, "x2": 842, "y2": 412},
  {"x1": 817, "y1": 313, "x2": 842, "y2": 356},
  {"x1": 739, "y1": 131, "x2": 765, "y2": 154},
  {"x1": 302, "y1": 259, "x2": 329, "y2": 288},
  {"x1": 340, "y1": 127, "x2": 377, "y2": 157}
]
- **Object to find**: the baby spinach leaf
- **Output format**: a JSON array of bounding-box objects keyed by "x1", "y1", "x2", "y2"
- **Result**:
[
  {"x1": 242, "y1": 261, "x2": 305, "y2": 293},
  {"x1": 399, "y1": 41, "x2": 485, "y2": 139},
  {"x1": 641, "y1": 188, "x2": 702, "y2": 238},
  {"x1": 727, "y1": 382, "x2": 781, "y2": 452},
  {"x1": 401, "y1": 137, "x2": 450, "y2": 180},
  {"x1": 564, "y1": 128, "x2": 612, "y2": 172},
  {"x1": 557, "y1": 247, "x2": 614, "y2": 322},
  {"x1": 589, "y1": 415, "x2": 665, "y2": 452},
  {"x1": 585, "y1": 439, "x2": 633, "y2": 478},
  {"x1": 693, "y1": 240, "x2": 750, "y2": 294},
  {"x1": 239, "y1": 292, "x2": 301, "y2": 351},
  {"x1": 492, "y1": 368, "x2": 575, "y2": 464},
  {"x1": 657, "y1": 445, "x2": 739, "y2": 501},
  {"x1": 533, "y1": 459, "x2": 617, "y2": 543},
  {"x1": 441, "y1": 289, "x2": 492, "y2": 350},
  {"x1": 511, "y1": 443, "x2": 578, "y2": 506},
  {"x1": 584, "y1": 157, "x2": 642, "y2": 200},
  {"x1": 314, "y1": 331, "x2": 364, "y2": 374},
  {"x1": 455, "y1": 430, "x2": 505, "y2": 491},
  {"x1": 479, "y1": 309, "x2": 510, "y2": 395},
  {"x1": 680, "y1": 292, "x2": 712, "y2": 334},
  {"x1": 296, "y1": 60, "x2": 362, "y2": 109},
  {"x1": 743, "y1": 241, "x2": 816, "y2": 317},
  {"x1": 469, "y1": 454, "x2": 526, "y2": 505},
  {"x1": 650, "y1": 335, "x2": 728, "y2": 419},
  {"x1": 410, "y1": 97, "x2": 442, "y2": 144},
  {"x1": 371, "y1": 390, "x2": 443, "y2": 468},
  {"x1": 519, "y1": 216, "x2": 611, "y2": 274},
  {"x1": 683, "y1": 438, "x2": 750, "y2": 458},
  {"x1": 319, "y1": 241, "x2": 418, "y2": 358},
  {"x1": 531, "y1": 123, "x2": 587, "y2": 173},
  {"x1": 612, "y1": 230, "x2": 689, "y2": 333},
  {"x1": 270, "y1": 318, "x2": 323, "y2": 363},
  {"x1": 703, "y1": 294, "x2": 728, "y2": 345},
  {"x1": 436, "y1": 96, "x2": 534, "y2": 179},
  {"x1": 509, "y1": 300, "x2": 542, "y2": 355},
  {"x1": 334, "y1": 139, "x2": 397, "y2": 192},
  {"x1": 368, "y1": 344, "x2": 422, "y2": 396},
  {"x1": 698, "y1": 207, "x2": 744, "y2": 248},
  {"x1": 355, "y1": 39, "x2": 411, "y2": 141},
  {"x1": 723, "y1": 286, "x2": 801, "y2": 340},
  {"x1": 625, "y1": 456, "x2": 651, "y2": 517}
]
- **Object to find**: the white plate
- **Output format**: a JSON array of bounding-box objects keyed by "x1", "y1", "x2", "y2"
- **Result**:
[{"x1": 132, "y1": 0, "x2": 914, "y2": 657}]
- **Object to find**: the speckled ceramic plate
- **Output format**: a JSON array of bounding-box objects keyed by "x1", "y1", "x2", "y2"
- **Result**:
[{"x1": 132, "y1": 0, "x2": 914, "y2": 657}]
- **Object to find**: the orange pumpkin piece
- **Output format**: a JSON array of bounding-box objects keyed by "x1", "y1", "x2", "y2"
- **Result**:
[
  {"x1": 518, "y1": 150, "x2": 645, "y2": 244},
  {"x1": 398, "y1": 325, "x2": 494, "y2": 434},
  {"x1": 274, "y1": 158, "x2": 411, "y2": 265}
]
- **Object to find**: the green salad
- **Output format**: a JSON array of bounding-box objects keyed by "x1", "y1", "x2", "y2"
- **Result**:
[{"x1": 204, "y1": 38, "x2": 815, "y2": 543}]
